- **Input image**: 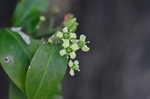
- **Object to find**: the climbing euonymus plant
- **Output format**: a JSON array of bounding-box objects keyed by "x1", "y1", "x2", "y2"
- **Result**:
[{"x1": 0, "y1": 0, "x2": 90, "y2": 99}]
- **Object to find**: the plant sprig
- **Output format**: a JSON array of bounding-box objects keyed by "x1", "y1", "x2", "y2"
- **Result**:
[{"x1": 48, "y1": 14, "x2": 90, "y2": 76}]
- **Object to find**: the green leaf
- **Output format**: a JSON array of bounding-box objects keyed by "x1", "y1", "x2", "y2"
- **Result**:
[
  {"x1": 27, "y1": 39, "x2": 42, "y2": 56},
  {"x1": 0, "y1": 28, "x2": 40, "y2": 92},
  {"x1": 9, "y1": 82, "x2": 26, "y2": 99},
  {"x1": 13, "y1": 0, "x2": 49, "y2": 33},
  {"x1": 26, "y1": 44, "x2": 67, "y2": 99}
]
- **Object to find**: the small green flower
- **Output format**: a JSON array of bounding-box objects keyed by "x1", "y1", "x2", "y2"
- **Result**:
[
  {"x1": 70, "y1": 33, "x2": 77, "y2": 39},
  {"x1": 59, "y1": 49, "x2": 76, "y2": 59},
  {"x1": 59, "y1": 44, "x2": 78, "y2": 59},
  {"x1": 68, "y1": 60, "x2": 80, "y2": 76},
  {"x1": 70, "y1": 43, "x2": 79, "y2": 51},
  {"x1": 78, "y1": 34, "x2": 90, "y2": 52},
  {"x1": 68, "y1": 60, "x2": 80, "y2": 71},
  {"x1": 69, "y1": 51, "x2": 76, "y2": 59},
  {"x1": 62, "y1": 39, "x2": 70, "y2": 48},
  {"x1": 59, "y1": 49, "x2": 67, "y2": 56}
]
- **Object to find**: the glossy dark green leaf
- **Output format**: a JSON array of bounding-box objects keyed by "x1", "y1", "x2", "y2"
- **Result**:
[
  {"x1": 13, "y1": 0, "x2": 49, "y2": 33},
  {"x1": 9, "y1": 82, "x2": 26, "y2": 99},
  {"x1": 0, "y1": 28, "x2": 40, "y2": 91},
  {"x1": 26, "y1": 44, "x2": 67, "y2": 99},
  {"x1": 27, "y1": 39, "x2": 42, "y2": 56}
]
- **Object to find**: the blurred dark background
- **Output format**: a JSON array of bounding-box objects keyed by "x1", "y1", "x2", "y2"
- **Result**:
[{"x1": 1, "y1": 0, "x2": 150, "y2": 99}]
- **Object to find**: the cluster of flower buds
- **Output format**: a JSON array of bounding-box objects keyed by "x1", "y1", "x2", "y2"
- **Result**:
[{"x1": 48, "y1": 14, "x2": 90, "y2": 76}]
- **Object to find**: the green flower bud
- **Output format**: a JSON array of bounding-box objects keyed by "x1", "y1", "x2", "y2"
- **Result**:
[
  {"x1": 69, "y1": 69, "x2": 75, "y2": 76},
  {"x1": 40, "y1": 16, "x2": 46, "y2": 21},
  {"x1": 70, "y1": 33, "x2": 77, "y2": 39},
  {"x1": 56, "y1": 31, "x2": 63, "y2": 38},
  {"x1": 74, "y1": 60, "x2": 79, "y2": 65},
  {"x1": 80, "y1": 34, "x2": 86, "y2": 41},
  {"x1": 69, "y1": 52, "x2": 76, "y2": 59},
  {"x1": 60, "y1": 49, "x2": 67, "y2": 56},
  {"x1": 68, "y1": 60, "x2": 74, "y2": 68},
  {"x1": 63, "y1": 27, "x2": 68, "y2": 32}
]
